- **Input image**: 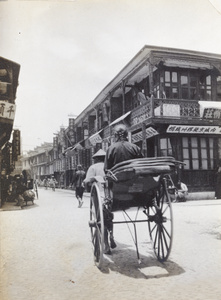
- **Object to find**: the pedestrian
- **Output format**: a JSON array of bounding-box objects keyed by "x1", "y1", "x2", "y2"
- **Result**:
[
  {"x1": 43, "y1": 177, "x2": 48, "y2": 189},
  {"x1": 49, "y1": 176, "x2": 57, "y2": 191},
  {"x1": 215, "y1": 160, "x2": 221, "y2": 199},
  {"x1": 175, "y1": 181, "x2": 188, "y2": 202},
  {"x1": 73, "y1": 165, "x2": 86, "y2": 208},
  {"x1": 103, "y1": 123, "x2": 143, "y2": 253}
]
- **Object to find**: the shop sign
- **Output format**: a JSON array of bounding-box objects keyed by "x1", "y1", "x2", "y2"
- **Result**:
[
  {"x1": 167, "y1": 125, "x2": 221, "y2": 134},
  {"x1": 89, "y1": 130, "x2": 103, "y2": 146},
  {"x1": 132, "y1": 127, "x2": 158, "y2": 143},
  {"x1": 132, "y1": 131, "x2": 143, "y2": 143},
  {"x1": 132, "y1": 111, "x2": 150, "y2": 126},
  {"x1": 0, "y1": 101, "x2": 16, "y2": 120},
  {"x1": 203, "y1": 108, "x2": 221, "y2": 119}
]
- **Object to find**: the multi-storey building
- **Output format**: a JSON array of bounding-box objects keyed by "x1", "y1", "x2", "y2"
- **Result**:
[
  {"x1": 25, "y1": 46, "x2": 221, "y2": 192},
  {"x1": 69, "y1": 45, "x2": 221, "y2": 192},
  {"x1": 21, "y1": 142, "x2": 53, "y2": 181},
  {"x1": 0, "y1": 57, "x2": 20, "y2": 206}
]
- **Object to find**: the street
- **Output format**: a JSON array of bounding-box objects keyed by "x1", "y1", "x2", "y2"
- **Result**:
[{"x1": 0, "y1": 188, "x2": 221, "y2": 300}]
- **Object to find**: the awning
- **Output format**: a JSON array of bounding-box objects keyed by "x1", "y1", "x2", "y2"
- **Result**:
[
  {"x1": 64, "y1": 143, "x2": 83, "y2": 156},
  {"x1": 109, "y1": 111, "x2": 131, "y2": 126},
  {"x1": 162, "y1": 59, "x2": 214, "y2": 70},
  {"x1": 89, "y1": 130, "x2": 103, "y2": 146},
  {"x1": 131, "y1": 127, "x2": 159, "y2": 143},
  {"x1": 72, "y1": 143, "x2": 83, "y2": 150}
]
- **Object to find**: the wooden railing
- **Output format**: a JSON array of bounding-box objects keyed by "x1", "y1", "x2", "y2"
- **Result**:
[{"x1": 131, "y1": 98, "x2": 201, "y2": 126}]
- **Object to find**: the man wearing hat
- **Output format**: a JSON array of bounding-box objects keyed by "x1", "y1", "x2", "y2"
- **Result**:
[
  {"x1": 83, "y1": 149, "x2": 117, "y2": 254},
  {"x1": 83, "y1": 149, "x2": 106, "y2": 187}
]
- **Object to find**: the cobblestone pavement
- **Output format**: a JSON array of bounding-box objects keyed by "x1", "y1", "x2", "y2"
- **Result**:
[{"x1": 0, "y1": 188, "x2": 221, "y2": 300}]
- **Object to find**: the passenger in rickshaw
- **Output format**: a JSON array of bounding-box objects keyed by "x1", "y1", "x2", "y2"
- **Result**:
[
  {"x1": 104, "y1": 123, "x2": 143, "y2": 171},
  {"x1": 103, "y1": 123, "x2": 143, "y2": 253}
]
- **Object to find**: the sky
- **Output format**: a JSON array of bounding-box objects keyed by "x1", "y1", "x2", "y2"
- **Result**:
[{"x1": 0, "y1": 0, "x2": 221, "y2": 152}]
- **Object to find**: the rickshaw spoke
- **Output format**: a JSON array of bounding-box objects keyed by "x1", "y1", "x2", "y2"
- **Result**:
[
  {"x1": 160, "y1": 229, "x2": 165, "y2": 259},
  {"x1": 150, "y1": 222, "x2": 157, "y2": 235},
  {"x1": 162, "y1": 203, "x2": 169, "y2": 215},
  {"x1": 157, "y1": 227, "x2": 161, "y2": 258},
  {"x1": 153, "y1": 225, "x2": 159, "y2": 250},
  {"x1": 161, "y1": 225, "x2": 169, "y2": 250},
  {"x1": 161, "y1": 222, "x2": 171, "y2": 239}
]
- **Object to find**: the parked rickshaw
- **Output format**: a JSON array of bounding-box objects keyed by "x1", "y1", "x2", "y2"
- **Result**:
[
  {"x1": 23, "y1": 179, "x2": 38, "y2": 206},
  {"x1": 89, "y1": 156, "x2": 183, "y2": 268}
]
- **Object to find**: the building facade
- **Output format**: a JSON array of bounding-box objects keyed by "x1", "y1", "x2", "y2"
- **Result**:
[
  {"x1": 0, "y1": 57, "x2": 20, "y2": 207},
  {"x1": 24, "y1": 46, "x2": 221, "y2": 192}
]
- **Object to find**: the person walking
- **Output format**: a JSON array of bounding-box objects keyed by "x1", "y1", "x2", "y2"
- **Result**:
[
  {"x1": 73, "y1": 165, "x2": 86, "y2": 208},
  {"x1": 49, "y1": 176, "x2": 57, "y2": 191}
]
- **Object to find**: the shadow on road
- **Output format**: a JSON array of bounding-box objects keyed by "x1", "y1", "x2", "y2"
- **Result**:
[
  {"x1": 100, "y1": 242, "x2": 185, "y2": 279},
  {"x1": 0, "y1": 201, "x2": 39, "y2": 211}
]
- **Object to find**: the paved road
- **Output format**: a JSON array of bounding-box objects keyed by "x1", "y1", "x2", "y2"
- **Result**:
[{"x1": 0, "y1": 188, "x2": 221, "y2": 300}]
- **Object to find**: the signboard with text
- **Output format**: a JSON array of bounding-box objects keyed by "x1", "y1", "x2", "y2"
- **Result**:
[
  {"x1": 0, "y1": 101, "x2": 16, "y2": 121},
  {"x1": 89, "y1": 131, "x2": 103, "y2": 146},
  {"x1": 167, "y1": 125, "x2": 221, "y2": 134},
  {"x1": 132, "y1": 127, "x2": 159, "y2": 143}
]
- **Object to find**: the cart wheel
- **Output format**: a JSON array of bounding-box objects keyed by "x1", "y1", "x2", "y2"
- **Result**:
[
  {"x1": 89, "y1": 182, "x2": 104, "y2": 268},
  {"x1": 148, "y1": 177, "x2": 173, "y2": 262}
]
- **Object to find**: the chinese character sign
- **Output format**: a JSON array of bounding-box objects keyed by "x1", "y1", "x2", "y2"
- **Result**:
[
  {"x1": 167, "y1": 125, "x2": 221, "y2": 134},
  {"x1": 0, "y1": 101, "x2": 16, "y2": 120}
]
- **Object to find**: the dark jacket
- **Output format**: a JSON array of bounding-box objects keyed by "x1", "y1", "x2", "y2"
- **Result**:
[
  {"x1": 74, "y1": 170, "x2": 86, "y2": 188},
  {"x1": 104, "y1": 140, "x2": 143, "y2": 171}
]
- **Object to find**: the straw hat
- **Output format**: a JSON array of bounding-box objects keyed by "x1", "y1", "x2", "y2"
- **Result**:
[{"x1": 92, "y1": 149, "x2": 106, "y2": 158}]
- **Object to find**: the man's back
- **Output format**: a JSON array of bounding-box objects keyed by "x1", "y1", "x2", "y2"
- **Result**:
[
  {"x1": 75, "y1": 170, "x2": 86, "y2": 187},
  {"x1": 104, "y1": 140, "x2": 143, "y2": 171}
]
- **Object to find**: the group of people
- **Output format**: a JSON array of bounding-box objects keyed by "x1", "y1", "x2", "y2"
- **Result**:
[
  {"x1": 42, "y1": 176, "x2": 58, "y2": 190},
  {"x1": 71, "y1": 123, "x2": 143, "y2": 254},
  {"x1": 1, "y1": 170, "x2": 34, "y2": 207}
]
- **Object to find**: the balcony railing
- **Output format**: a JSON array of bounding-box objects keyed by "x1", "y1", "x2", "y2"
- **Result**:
[
  {"x1": 87, "y1": 98, "x2": 221, "y2": 140},
  {"x1": 131, "y1": 98, "x2": 202, "y2": 126}
]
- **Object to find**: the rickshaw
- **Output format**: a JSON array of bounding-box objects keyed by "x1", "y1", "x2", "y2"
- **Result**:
[
  {"x1": 89, "y1": 156, "x2": 183, "y2": 269},
  {"x1": 23, "y1": 179, "x2": 38, "y2": 206}
]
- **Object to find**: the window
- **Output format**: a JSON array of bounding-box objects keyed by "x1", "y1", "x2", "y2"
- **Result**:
[
  {"x1": 154, "y1": 69, "x2": 214, "y2": 101},
  {"x1": 182, "y1": 137, "x2": 215, "y2": 170},
  {"x1": 199, "y1": 74, "x2": 212, "y2": 100},
  {"x1": 159, "y1": 138, "x2": 173, "y2": 156},
  {"x1": 181, "y1": 74, "x2": 188, "y2": 99},
  {"x1": 217, "y1": 76, "x2": 221, "y2": 101}
]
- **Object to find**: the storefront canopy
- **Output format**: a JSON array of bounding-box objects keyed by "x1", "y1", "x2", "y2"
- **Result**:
[
  {"x1": 64, "y1": 143, "x2": 83, "y2": 157},
  {"x1": 109, "y1": 111, "x2": 131, "y2": 126}
]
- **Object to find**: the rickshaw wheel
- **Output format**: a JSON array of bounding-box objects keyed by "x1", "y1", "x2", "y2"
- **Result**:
[
  {"x1": 148, "y1": 177, "x2": 173, "y2": 262},
  {"x1": 89, "y1": 182, "x2": 104, "y2": 268}
]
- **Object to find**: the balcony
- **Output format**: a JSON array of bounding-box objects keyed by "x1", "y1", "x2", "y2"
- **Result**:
[{"x1": 130, "y1": 98, "x2": 221, "y2": 129}]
